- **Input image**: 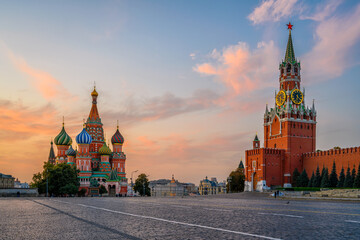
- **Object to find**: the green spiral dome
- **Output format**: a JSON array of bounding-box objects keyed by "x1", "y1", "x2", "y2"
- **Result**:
[
  {"x1": 54, "y1": 126, "x2": 72, "y2": 146},
  {"x1": 99, "y1": 142, "x2": 112, "y2": 155}
]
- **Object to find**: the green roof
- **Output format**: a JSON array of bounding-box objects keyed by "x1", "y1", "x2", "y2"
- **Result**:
[
  {"x1": 254, "y1": 134, "x2": 259, "y2": 142},
  {"x1": 285, "y1": 30, "x2": 295, "y2": 63}
]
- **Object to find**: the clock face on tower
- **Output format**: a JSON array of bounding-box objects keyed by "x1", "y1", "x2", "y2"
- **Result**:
[
  {"x1": 291, "y1": 89, "x2": 304, "y2": 105},
  {"x1": 276, "y1": 90, "x2": 286, "y2": 106}
]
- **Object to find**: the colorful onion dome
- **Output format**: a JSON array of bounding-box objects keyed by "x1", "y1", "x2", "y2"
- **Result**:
[
  {"x1": 54, "y1": 125, "x2": 72, "y2": 146},
  {"x1": 91, "y1": 87, "x2": 98, "y2": 97},
  {"x1": 76, "y1": 125, "x2": 92, "y2": 144},
  {"x1": 111, "y1": 128, "x2": 124, "y2": 144},
  {"x1": 65, "y1": 145, "x2": 76, "y2": 156},
  {"x1": 99, "y1": 142, "x2": 112, "y2": 155}
]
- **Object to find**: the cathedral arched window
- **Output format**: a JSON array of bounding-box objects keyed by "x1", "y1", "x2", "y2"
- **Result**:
[{"x1": 294, "y1": 67, "x2": 298, "y2": 73}]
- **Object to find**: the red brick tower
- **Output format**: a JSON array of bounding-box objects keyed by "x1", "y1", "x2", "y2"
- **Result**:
[
  {"x1": 263, "y1": 23, "x2": 317, "y2": 186},
  {"x1": 85, "y1": 86, "x2": 104, "y2": 170}
]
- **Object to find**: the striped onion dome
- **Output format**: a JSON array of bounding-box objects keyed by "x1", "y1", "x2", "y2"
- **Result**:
[
  {"x1": 111, "y1": 129, "x2": 124, "y2": 144},
  {"x1": 54, "y1": 125, "x2": 72, "y2": 146},
  {"x1": 65, "y1": 145, "x2": 76, "y2": 156},
  {"x1": 99, "y1": 142, "x2": 112, "y2": 155},
  {"x1": 76, "y1": 125, "x2": 92, "y2": 144}
]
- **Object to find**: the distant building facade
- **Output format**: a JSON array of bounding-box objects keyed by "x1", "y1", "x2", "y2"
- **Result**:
[
  {"x1": 0, "y1": 173, "x2": 15, "y2": 189},
  {"x1": 14, "y1": 178, "x2": 29, "y2": 188},
  {"x1": 199, "y1": 177, "x2": 225, "y2": 195},
  {"x1": 150, "y1": 176, "x2": 189, "y2": 197}
]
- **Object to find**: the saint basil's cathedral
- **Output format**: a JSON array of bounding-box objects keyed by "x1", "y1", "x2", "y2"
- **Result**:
[
  {"x1": 48, "y1": 87, "x2": 128, "y2": 196},
  {"x1": 245, "y1": 23, "x2": 360, "y2": 191}
]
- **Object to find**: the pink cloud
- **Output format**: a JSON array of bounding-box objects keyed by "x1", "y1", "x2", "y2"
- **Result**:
[
  {"x1": 195, "y1": 41, "x2": 280, "y2": 96},
  {"x1": 248, "y1": 0, "x2": 299, "y2": 24},
  {"x1": 7, "y1": 50, "x2": 74, "y2": 101},
  {"x1": 302, "y1": 3, "x2": 360, "y2": 81}
]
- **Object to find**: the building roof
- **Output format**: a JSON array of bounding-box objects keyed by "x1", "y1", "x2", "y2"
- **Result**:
[
  {"x1": 48, "y1": 141, "x2": 55, "y2": 160},
  {"x1": 284, "y1": 27, "x2": 295, "y2": 63}
]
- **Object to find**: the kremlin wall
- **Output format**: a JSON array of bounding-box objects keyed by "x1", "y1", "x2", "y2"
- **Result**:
[{"x1": 245, "y1": 23, "x2": 360, "y2": 191}]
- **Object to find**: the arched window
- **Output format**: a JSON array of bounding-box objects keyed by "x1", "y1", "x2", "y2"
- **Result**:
[
  {"x1": 294, "y1": 67, "x2": 298, "y2": 73},
  {"x1": 274, "y1": 144, "x2": 277, "y2": 149},
  {"x1": 287, "y1": 64, "x2": 291, "y2": 72}
]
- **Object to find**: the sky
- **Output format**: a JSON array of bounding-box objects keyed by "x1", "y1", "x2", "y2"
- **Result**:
[{"x1": 1, "y1": 0, "x2": 360, "y2": 184}]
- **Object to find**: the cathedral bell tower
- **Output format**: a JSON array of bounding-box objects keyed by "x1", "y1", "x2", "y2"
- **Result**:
[{"x1": 263, "y1": 23, "x2": 317, "y2": 187}]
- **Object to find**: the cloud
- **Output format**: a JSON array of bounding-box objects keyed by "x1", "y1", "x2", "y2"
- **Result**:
[
  {"x1": 300, "y1": 0, "x2": 342, "y2": 22},
  {"x1": 248, "y1": 0, "x2": 299, "y2": 24},
  {"x1": 189, "y1": 53, "x2": 196, "y2": 60},
  {"x1": 302, "y1": 3, "x2": 360, "y2": 81},
  {"x1": 194, "y1": 41, "x2": 280, "y2": 96},
  {"x1": 102, "y1": 89, "x2": 221, "y2": 127},
  {"x1": 125, "y1": 131, "x2": 251, "y2": 183},
  {"x1": 6, "y1": 50, "x2": 74, "y2": 101}
]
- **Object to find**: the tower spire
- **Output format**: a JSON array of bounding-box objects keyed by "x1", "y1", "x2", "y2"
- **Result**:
[{"x1": 285, "y1": 22, "x2": 295, "y2": 63}]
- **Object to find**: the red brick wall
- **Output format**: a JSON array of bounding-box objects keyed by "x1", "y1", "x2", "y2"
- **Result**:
[{"x1": 303, "y1": 147, "x2": 360, "y2": 175}]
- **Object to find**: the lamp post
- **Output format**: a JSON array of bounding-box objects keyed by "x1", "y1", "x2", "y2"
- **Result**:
[
  {"x1": 131, "y1": 170, "x2": 138, "y2": 197},
  {"x1": 46, "y1": 168, "x2": 49, "y2": 197}
]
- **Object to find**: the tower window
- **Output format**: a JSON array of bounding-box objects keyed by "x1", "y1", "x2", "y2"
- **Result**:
[
  {"x1": 287, "y1": 64, "x2": 291, "y2": 72},
  {"x1": 294, "y1": 67, "x2": 298, "y2": 73}
]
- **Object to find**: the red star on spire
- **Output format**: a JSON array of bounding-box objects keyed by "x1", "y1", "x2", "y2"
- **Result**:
[{"x1": 287, "y1": 22, "x2": 293, "y2": 30}]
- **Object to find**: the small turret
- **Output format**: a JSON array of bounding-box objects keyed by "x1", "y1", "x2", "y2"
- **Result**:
[{"x1": 253, "y1": 134, "x2": 260, "y2": 149}]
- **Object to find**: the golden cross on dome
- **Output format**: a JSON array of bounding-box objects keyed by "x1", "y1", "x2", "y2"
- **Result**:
[
  {"x1": 117, "y1": 120, "x2": 119, "y2": 129},
  {"x1": 62, "y1": 116, "x2": 65, "y2": 126},
  {"x1": 287, "y1": 22, "x2": 293, "y2": 30}
]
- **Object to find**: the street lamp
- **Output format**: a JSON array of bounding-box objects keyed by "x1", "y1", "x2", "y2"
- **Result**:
[
  {"x1": 131, "y1": 170, "x2": 138, "y2": 197},
  {"x1": 46, "y1": 168, "x2": 49, "y2": 197}
]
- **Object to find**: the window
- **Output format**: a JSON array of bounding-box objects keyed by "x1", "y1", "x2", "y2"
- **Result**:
[
  {"x1": 287, "y1": 64, "x2": 291, "y2": 72},
  {"x1": 274, "y1": 144, "x2": 277, "y2": 148}
]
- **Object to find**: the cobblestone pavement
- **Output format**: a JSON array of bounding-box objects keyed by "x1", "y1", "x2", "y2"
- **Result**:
[{"x1": 1, "y1": 195, "x2": 360, "y2": 240}]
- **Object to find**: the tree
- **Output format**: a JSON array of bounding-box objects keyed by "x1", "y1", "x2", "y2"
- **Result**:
[
  {"x1": 353, "y1": 165, "x2": 360, "y2": 188},
  {"x1": 30, "y1": 162, "x2": 79, "y2": 196},
  {"x1": 308, "y1": 172, "x2": 315, "y2": 187},
  {"x1": 227, "y1": 166, "x2": 245, "y2": 193},
  {"x1": 292, "y1": 168, "x2": 300, "y2": 187},
  {"x1": 99, "y1": 185, "x2": 107, "y2": 195},
  {"x1": 313, "y1": 166, "x2": 321, "y2": 187},
  {"x1": 320, "y1": 168, "x2": 330, "y2": 188},
  {"x1": 134, "y1": 173, "x2": 150, "y2": 196},
  {"x1": 351, "y1": 166, "x2": 356, "y2": 185},
  {"x1": 337, "y1": 167, "x2": 345, "y2": 188},
  {"x1": 329, "y1": 161, "x2": 338, "y2": 188},
  {"x1": 344, "y1": 167, "x2": 353, "y2": 188},
  {"x1": 320, "y1": 166, "x2": 326, "y2": 184},
  {"x1": 298, "y1": 169, "x2": 309, "y2": 187}
]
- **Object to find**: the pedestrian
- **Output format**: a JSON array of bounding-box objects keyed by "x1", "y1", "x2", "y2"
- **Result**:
[{"x1": 274, "y1": 191, "x2": 277, "y2": 198}]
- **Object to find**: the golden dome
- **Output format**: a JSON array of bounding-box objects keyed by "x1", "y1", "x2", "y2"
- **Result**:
[{"x1": 91, "y1": 87, "x2": 98, "y2": 97}]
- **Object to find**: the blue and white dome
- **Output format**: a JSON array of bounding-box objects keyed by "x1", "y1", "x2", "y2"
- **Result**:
[{"x1": 76, "y1": 125, "x2": 92, "y2": 144}]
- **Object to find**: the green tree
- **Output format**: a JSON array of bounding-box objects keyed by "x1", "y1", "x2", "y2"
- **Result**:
[
  {"x1": 344, "y1": 167, "x2": 353, "y2": 188},
  {"x1": 299, "y1": 169, "x2": 309, "y2": 187},
  {"x1": 320, "y1": 166, "x2": 326, "y2": 183},
  {"x1": 227, "y1": 167, "x2": 245, "y2": 193},
  {"x1": 30, "y1": 162, "x2": 79, "y2": 196},
  {"x1": 134, "y1": 173, "x2": 150, "y2": 196},
  {"x1": 337, "y1": 167, "x2": 345, "y2": 188},
  {"x1": 320, "y1": 168, "x2": 330, "y2": 188},
  {"x1": 292, "y1": 168, "x2": 300, "y2": 187},
  {"x1": 351, "y1": 166, "x2": 356, "y2": 185},
  {"x1": 353, "y1": 165, "x2": 360, "y2": 188},
  {"x1": 313, "y1": 166, "x2": 321, "y2": 187},
  {"x1": 99, "y1": 185, "x2": 108, "y2": 195},
  {"x1": 329, "y1": 161, "x2": 338, "y2": 188},
  {"x1": 308, "y1": 172, "x2": 315, "y2": 187}
]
